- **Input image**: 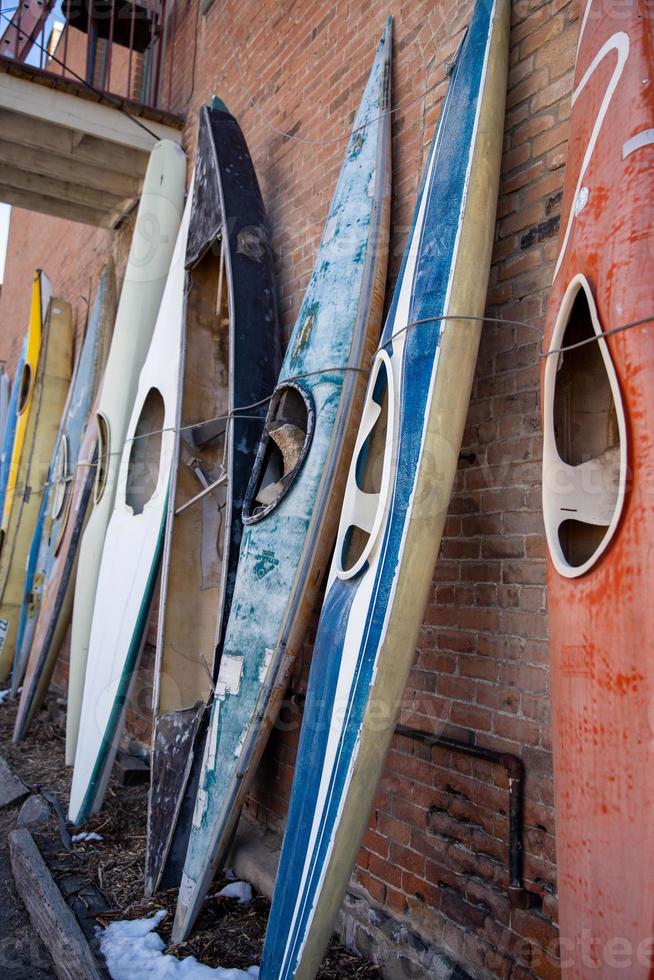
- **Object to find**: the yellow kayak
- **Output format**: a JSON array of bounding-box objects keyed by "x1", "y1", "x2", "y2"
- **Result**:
[
  {"x1": 0, "y1": 290, "x2": 73, "y2": 681},
  {"x1": 2, "y1": 271, "x2": 51, "y2": 532}
]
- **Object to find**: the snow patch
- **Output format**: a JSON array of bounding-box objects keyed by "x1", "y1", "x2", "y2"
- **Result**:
[
  {"x1": 216, "y1": 881, "x2": 252, "y2": 904},
  {"x1": 100, "y1": 910, "x2": 259, "y2": 979},
  {"x1": 0, "y1": 689, "x2": 10, "y2": 705},
  {"x1": 72, "y1": 831, "x2": 103, "y2": 843}
]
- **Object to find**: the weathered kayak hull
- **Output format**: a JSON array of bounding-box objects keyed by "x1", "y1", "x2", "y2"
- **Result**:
[
  {"x1": 0, "y1": 370, "x2": 9, "y2": 453},
  {"x1": 260, "y1": 3, "x2": 509, "y2": 977},
  {"x1": 0, "y1": 342, "x2": 26, "y2": 521},
  {"x1": 145, "y1": 103, "x2": 281, "y2": 897},
  {"x1": 14, "y1": 404, "x2": 98, "y2": 738},
  {"x1": 66, "y1": 141, "x2": 186, "y2": 766},
  {"x1": 9, "y1": 467, "x2": 49, "y2": 695},
  {"x1": 68, "y1": 183, "x2": 194, "y2": 825},
  {"x1": 1, "y1": 271, "x2": 52, "y2": 532},
  {"x1": 13, "y1": 262, "x2": 116, "y2": 737},
  {"x1": 542, "y1": 3, "x2": 654, "y2": 975},
  {"x1": 172, "y1": 21, "x2": 392, "y2": 944},
  {"x1": 0, "y1": 294, "x2": 73, "y2": 682}
]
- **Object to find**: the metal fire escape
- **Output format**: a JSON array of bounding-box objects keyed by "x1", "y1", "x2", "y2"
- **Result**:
[{"x1": 0, "y1": 0, "x2": 184, "y2": 227}]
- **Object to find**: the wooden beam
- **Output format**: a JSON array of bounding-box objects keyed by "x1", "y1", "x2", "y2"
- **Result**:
[
  {"x1": 102, "y1": 197, "x2": 140, "y2": 230},
  {"x1": 9, "y1": 828, "x2": 107, "y2": 980},
  {"x1": 1, "y1": 162, "x2": 125, "y2": 213},
  {"x1": 0, "y1": 54, "x2": 185, "y2": 130},
  {"x1": 0, "y1": 71, "x2": 183, "y2": 152},
  {"x1": 0, "y1": 108, "x2": 149, "y2": 178},
  {"x1": 0, "y1": 185, "x2": 106, "y2": 226},
  {"x1": 0, "y1": 137, "x2": 142, "y2": 198}
]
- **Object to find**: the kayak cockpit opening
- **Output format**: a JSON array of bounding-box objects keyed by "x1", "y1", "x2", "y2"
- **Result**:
[
  {"x1": 94, "y1": 413, "x2": 110, "y2": 505},
  {"x1": 50, "y1": 435, "x2": 68, "y2": 522},
  {"x1": 17, "y1": 363, "x2": 32, "y2": 414},
  {"x1": 126, "y1": 387, "x2": 165, "y2": 516},
  {"x1": 336, "y1": 350, "x2": 395, "y2": 580},
  {"x1": 242, "y1": 382, "x2": 314, "y2": 523},
  {"x1": 543, "y1": 274, "x2": 627, "y2": 577}
]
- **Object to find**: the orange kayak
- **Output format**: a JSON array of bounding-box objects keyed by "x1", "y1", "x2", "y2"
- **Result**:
[{"x1": 541, "y1": 1, "x2": 654, "y2": 975}]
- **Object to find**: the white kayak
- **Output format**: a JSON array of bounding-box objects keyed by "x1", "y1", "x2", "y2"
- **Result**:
[
  {"x1": 66, "y1": 140, "x2": 187, "y2": 766},
  {"x1": 68, "y1": 180, "x2": 194, "y2": 825}
]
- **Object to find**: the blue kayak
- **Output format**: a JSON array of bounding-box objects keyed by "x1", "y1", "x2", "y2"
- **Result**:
[
  {"x1": 260, "y1": 2, "x2": 510, "y2": 977},
  {"x1": 12, "y1": 261, "x2": 115, "y2": 724},
  {"x1": 0, "y1": 342, "x2": 26, "y2": 522},
  {"x1": 172, "y1": 20, "x2": 393, "y2": 944}
]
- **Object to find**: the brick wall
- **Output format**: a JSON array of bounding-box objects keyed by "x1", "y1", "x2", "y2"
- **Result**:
[{"x1": 0, "y1": 1, "x2": 581, "y2": 976}]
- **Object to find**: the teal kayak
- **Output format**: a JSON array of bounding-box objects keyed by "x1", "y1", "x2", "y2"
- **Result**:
[{"x1": 172, "y1": 20, "x2": 393, "y2": 943}]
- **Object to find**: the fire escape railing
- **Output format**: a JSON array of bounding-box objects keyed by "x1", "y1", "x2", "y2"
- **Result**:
[{"x1": 0, "y1": 0, "x2": 179, "y2": 112}]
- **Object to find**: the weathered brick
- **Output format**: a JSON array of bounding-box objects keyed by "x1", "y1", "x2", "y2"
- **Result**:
[
  {"x1": 0, "y1": 0, "x2": 573, "y2": 973},
  {"x1": 520, "y1": 13, "x2": 564, "y2": 58}
]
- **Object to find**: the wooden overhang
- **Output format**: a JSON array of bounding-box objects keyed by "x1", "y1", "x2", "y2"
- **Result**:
[{"x1": 0, "y1": 56, "x2": 185, "y2": 228}]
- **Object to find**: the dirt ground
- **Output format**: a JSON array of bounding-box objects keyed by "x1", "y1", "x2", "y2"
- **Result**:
[{"x1": 0, "y1": 694, "x2": 381, "y2": 978}]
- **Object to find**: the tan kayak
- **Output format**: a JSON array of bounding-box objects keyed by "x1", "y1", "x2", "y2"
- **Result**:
[{"x1": 0, "y1": 294, "x2": 73, "y2": 682}]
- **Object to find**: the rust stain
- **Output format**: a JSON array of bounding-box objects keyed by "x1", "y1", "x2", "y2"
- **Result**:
[{"x1": 559, "y1": 641, "x2": 644, "y2": 693}]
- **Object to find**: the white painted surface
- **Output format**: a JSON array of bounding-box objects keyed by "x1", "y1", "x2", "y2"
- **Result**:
[
  {"x1": 0, "y1": 204, "x2": 10, "y2": 285},
  {"x1": 0, "y1": 73, "x2": 182, "y2": 152},
  {"x1": 68, "y1": 173, "x2": 191, "y2": 820},
  {"x1": 66, "y1": 141, "x2": 186, "y2": 767}
]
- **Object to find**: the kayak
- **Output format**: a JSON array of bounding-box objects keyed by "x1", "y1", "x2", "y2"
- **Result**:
[
  {"x1": 9, "y1": 458, "x2": 51, "y2": 696},
  {"x1": 68, "y1": 179, "x2": 194, "y2": 825},
  {"x1": 0, "y1": 341, "x2": 26, "y2": 521},
  {"x1": 145, "y1": 102, "x2": 281, "y2": 896},
  {"x1": 0, "y1": 370, "x2": 9, "y2": 451},
  {"x1": 13, "y1": 261, "x2": 116, "y2": 736},
  {"x1": 66, "y1": 140, "x2": 186, "y2": 766},
  {"x1": 260, "y1": 2, "x2": 509, "y2": 977},
  {"x1": 13, "y1": 400, "x2": 97, "y2": 740},
  {"x1": 172, "y1": 20, "x2": 392, "y2": 943},
  {"x1": 541, "y1": 1, "x2": 654, "y2": 974},
  {"x1": 1, "y1": 270, "x2": 51, "y2": 534},
  {"x1": 0, "y1": 292, "x2": 72, "y2": 682}
]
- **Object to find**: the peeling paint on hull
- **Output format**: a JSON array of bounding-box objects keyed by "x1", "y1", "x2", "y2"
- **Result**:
[
  {"x1": 172, "y1": 21, "x2": 393, "y2": 945},
  {"x1": 12, "y1": 261, "x2": 116, "y2": 710},
  {"x1": 542, "y1": 3, "x2": 654, "y2": 974},
  {"x1": 0, "y1": 343, "x2": 26, "y2": 529},
  {"x1": 145, "y1": 104, "x2": 282, "y2": 897},
  {"x1": 0, "y1": 288, "x2": 72, "y2": 683},
  {"x1": 13, "y1": 404, "x2": 98, "y2": 740},
  {"x1": 261, "y1": 3, "x2": 510, "y2": 977}
]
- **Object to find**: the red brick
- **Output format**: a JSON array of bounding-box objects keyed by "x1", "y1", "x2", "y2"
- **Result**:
[
  {"x1": 1, "y1": 3, "x2": 574, "y2": 974},
  {"x1": 368, "y1": 852, "x2": 403, "y2": 890},
  {"x1": 531, "y1": 69, "x2": 576, "y2": 112},
  {"x1": 520, "y1": 13, "x2": 564, "y2": 58},
  {"x1": 389, "y1": 841, "x2": 427, "y2": 879},
  {"x1": 354, "y1": 870, "x2": 386, "y2": 905},
  {"x1": 362, "y1": 828, "x2": 390, "y2": 859},
  {"x1": 377, "y1": 812, "x2": 412, "y2": 847},
  {"x1": 532, "y1": 119, "x2": 570, "y2": 157}
]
